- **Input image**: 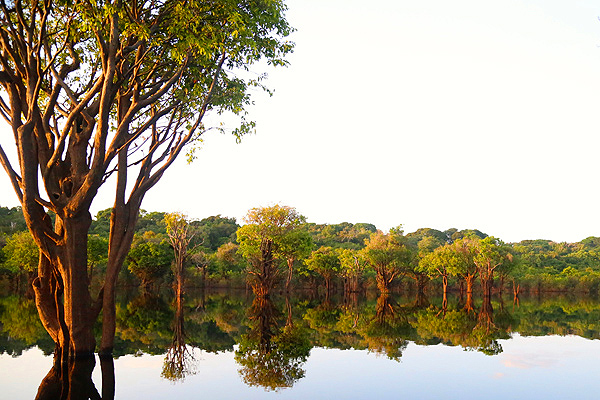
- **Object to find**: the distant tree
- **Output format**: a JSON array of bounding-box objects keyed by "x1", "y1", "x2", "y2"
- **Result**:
[
  {"x1": 193, "y1": 216, "x2": 239, "y2": 251},
  {"x1": 419, "y1": 243, "x2": 458, "y2": 296},
  {"x1": 450, "y1": 238, "x2": 479, "y2": 298},
  {"x1": 212, "y1": 242, "x2": 245, "y2": 281},
  {"x1": 338, "y1": 248, "x2": 367, "y2": 293},
  {"x1": 87, "y1": 235, "x2": 109, "y2": 285},
  {"x1": 279, "y1": 229, "x2": 313, "y2": 293},
  {"x1": 0, "y1": 206, "x2": 26, "y2": 235},
  {"x1": 470, "y1": 237, "x2": 514, "y2": 298},
  {"x1": 305, "y1": 247, "x2": 341, "y2": 294},
  {"x1": 165, "y1": 213, "x2": 195, "y2": 299},
  {"x1": 2, "y1": 231, "x2": 39, "y2": 290},
  {"x1": 362, "y1": 228, "x2": 411, "y2": 294},
  {"x1": 237, "y1": 205, "x2": 309, "y2": 296},
  {"x1": 308, "y1": 222, "x2": 377, "y2": 249},
  {"x1": 127, "y1": 232, "x2": 173, "y2": 290},
  {"x1": 3, "y1": 231, "x2": 39, "y2": 274}
]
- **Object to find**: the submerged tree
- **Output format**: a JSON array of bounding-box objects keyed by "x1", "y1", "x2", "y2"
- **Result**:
[
  {"x1": 165, "y1": 212, "x2": 194, "y2": 300},
  {"x1": 304, "y1": 246, "x2": 341, "y2": 295},
  {"x1": 237, "y1": 205, "x2": 311, "y2": 295},
  {"x1": 362, "y1": 228, "x2": 411, "y2": 294},
  {"x1": 0, "y1": 0, "x2": 293, "y2": 358}
]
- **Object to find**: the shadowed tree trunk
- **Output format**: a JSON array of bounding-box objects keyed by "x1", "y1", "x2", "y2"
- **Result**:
[{"x1": 35, "y1": 350, "x2": 114, "y2": 400}]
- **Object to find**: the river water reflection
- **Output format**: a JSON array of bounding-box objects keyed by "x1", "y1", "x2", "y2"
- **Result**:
[{"x1": 1, "y1": 289, "x2": 600, "y2": 399}]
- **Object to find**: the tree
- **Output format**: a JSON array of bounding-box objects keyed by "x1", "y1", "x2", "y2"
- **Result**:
[
  {"x1": 418, "y1": 243, "x2": 455, "y2": 306},
  {"x1": 0, "y1": 1, "x2": 293, "y2": 357},
  {"x1": 212, "y1": 241, "x2": 244, "y2": 281},
  {"x1": 165, "y1": 212, "x2": 194, "y2": 300},
  {"x1": 304, "y1": 246, "x2": 341, "y2": 295},
  {"x1": 237, "y1": 205, "x2": 310, "y2": 295},
  {"x1": 338, "y1": 248, "x2": 367, "y2": 293},
  {"x1": 470, "y1": 236, "x2": 514, "y2": 298},
  {"x1": 127, "y1": 232, "x2": 173, "y2": 290},
  {"x1": 362, "y1": 228, "x2": 411, "y2": 294},
  {"x1": 279, "y1": 228, "x2": 313, "y2": 292},
  {"x1": 2, "y1": 230, "x2": 38, "y2": 290}
]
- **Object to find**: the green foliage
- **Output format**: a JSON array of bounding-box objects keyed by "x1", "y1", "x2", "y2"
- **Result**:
[
  {"x1": 237, "y1": 204, "x2": 311, "y2": 291},
  {"x1": 88, "y1": 235, "x2": 109, "y2": 267},
  {"x1": 307, "y1": 222, "x2": 377, "y2": 250},
  {"x1": 2, "y1": 231, "x2": 38, "y2": 273},
  {"x1": 212, "y1": 242, "x2": 245, "y2": 279},
  {"x1": 193, "y1": 216, "x2": 239, "y2": 251},
  {"x1": 304, "y1": 247, "x2": 341, "y2": 290},
  {"x1": 0, "y1": 207, "x2": 26, "y2": 235},
  {"x1": 127, "y1": 232, "x2": 174, "y2": 288},
  {"x1": 0, "y1": 296, "x2": 48, "y2": 347},
  {"x1": 362, "y1": 229, "x2": 412, "y2": 292}
]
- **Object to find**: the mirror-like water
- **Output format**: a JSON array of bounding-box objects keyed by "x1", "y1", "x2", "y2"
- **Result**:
[{"x1": 1, "y1": 289, "x2": 599, "y2": 399}]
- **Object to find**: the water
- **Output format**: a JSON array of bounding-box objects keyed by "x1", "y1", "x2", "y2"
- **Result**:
[{"x1": 1, "y1": 290, "x2": 600, "y2": 399}]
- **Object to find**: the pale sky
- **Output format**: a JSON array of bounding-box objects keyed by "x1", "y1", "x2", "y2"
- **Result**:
[{"x1": 2, "y1": 0, "x2": 600, "y2": 243}]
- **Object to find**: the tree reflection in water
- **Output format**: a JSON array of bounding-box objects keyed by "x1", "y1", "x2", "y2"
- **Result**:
[
  {"x1": 414, "y1": 296, "x2": 510, "y2": 355},
  {"x1": 359, "y1": 294, "x2": 410, "y2": 361},
  {"x1": 35, "y1": 349, "x2": 114, "y2": 400},
  {"x1": 4, "y1": 289, "x2": 599, "y2": 397},
  {"x1": 235, "y1": 295, "x2": 311, "y2": 391},
  {"x1": 161, "y1": 292, "x2": 198, "y2": 382}
]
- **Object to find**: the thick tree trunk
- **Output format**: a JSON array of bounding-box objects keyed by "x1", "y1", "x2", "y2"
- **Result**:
[
  {"x1": 464, "y1": 275, "x2": 476, "y2": 313},
  {"x1": 58, "y1": 212, "x2": 96, "y2": 356},
  {"x1": 33, "y1": 210, "x2": 96, "y2": 357},
  {"x1": 376, "y1": 270, "x2": 390, "y2": 294},
  {"x1": 482, "y1": 277, "x2": 493, "y2": 299},
  {"x1": 465, "y1": 275, "x2": 475, "y2": 295}
]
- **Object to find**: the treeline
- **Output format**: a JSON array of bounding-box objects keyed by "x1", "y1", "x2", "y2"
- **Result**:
[{"x1": 1, "y1": 205, "x2": 600, "y2": 296}]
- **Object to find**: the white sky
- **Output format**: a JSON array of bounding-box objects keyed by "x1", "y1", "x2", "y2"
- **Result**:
[{"x1": 2, "y1": 0, "x2": 600, "y2": 243}]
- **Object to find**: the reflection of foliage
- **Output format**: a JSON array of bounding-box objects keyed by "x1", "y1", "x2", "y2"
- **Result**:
[
  {"x1": 115, "y1": 293, "x2": 173, "y2": 355},
  {"x1": 162, "y1": 297, "x2": 197, "y2": 382},
  {"x1": 162, "y1": 345, "x2": 197, "y2": 382},
  {"x1": 235, "y1": 296, "x2": 311, "y2": 391},
  {"x1": 412, "y1": 299, "x2": 510, "y2": 355},
  {"x1": 359, "y1": 295, "x2": 411, "y2": 361},
  {"x1": 0, "y1": 296, "x2": 46, "y2": 344},
  {"x1": 0, "y1": 295, "x2": 54, "y2": 356},
  {"x1": 2, "y1": 230, "x2": 38, "y2": 273}
]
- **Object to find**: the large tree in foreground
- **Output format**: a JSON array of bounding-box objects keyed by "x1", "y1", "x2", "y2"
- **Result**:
[{"x1": 0, "y1": 0, "x2": 292, "y2": 358}]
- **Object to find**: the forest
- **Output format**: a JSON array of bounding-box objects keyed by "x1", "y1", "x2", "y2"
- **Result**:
[{"x1": 2, "y1": 204, "x2": 600, "y2": 299}]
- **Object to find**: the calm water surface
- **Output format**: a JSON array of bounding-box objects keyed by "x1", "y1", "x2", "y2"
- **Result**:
[{"x1": 1, "y1": 290, "x2": 600, "y2": 399}]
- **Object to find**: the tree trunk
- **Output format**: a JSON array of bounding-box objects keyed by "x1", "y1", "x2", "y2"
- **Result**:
[
  {"x1": 465, "y1": 275, "x2": 475, "y2": 296},
  {"x1": 442, "y1": 274, "x2": 448, "y2": 296},
  {"x1": 482, "y1": 277, "x2": 493, "y2": 299},
  {"x1": 59, "y1": 212, "x2": 96, "y2": 356},
  {"x1": 285, "y1": 258, "x2": 294, "y2": 293},
  {"x1": 32, "y1": 211, "x2": 96, "y2": 357},
  {"x1": 376, "y1": 271, "x2": 390, "y2": 294},
  {"x1": 417, "y1": 275, "x2": 428, "y2": 294},
  {"x1": 100, "y1": 197, "x2": 140, "y2": 355}
]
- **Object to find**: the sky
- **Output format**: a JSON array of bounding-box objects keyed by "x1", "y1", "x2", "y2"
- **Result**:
[{"x1": 2, "y1": 0, "x2": 600, "y2": 243}]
